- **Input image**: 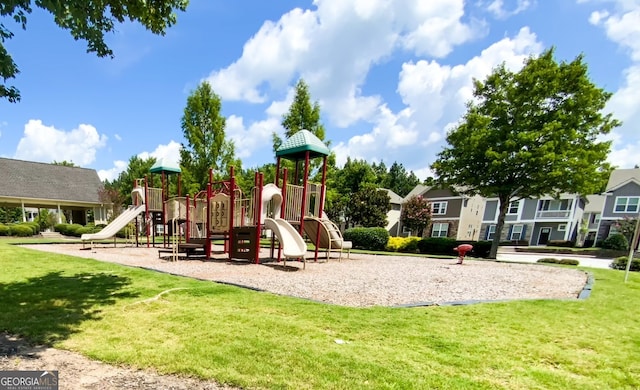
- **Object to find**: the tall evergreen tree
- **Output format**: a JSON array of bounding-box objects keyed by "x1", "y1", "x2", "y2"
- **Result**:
[{"x1": 180, "y1": 82, "x2": 238, "y2": 195}]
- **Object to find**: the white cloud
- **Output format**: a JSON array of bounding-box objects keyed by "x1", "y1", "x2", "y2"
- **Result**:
[
  {"x1": 226, "y1": 115, "x2": 282, "y2": 161},
  {"x1": 206, "y1": 0, "x2": 483, "y2": 129},
  {"x1": 486, "y1": 0, "x2": 533, "y2": 19},
  {"x1": 99, "y1": 140, "x2": 182, "y2": 182},
  {"x1": 97, "y1": 160, "x2": 127, "y2": 182},
  {"x1": 114, "y1": 134, "x2": 122, "y2": 141},
  {"x1": 586, "y1": 1, "x2": 640, "y2": 168},
  {"x1": 14, "y1": 120, "x2": 107, "y2": 166},
  {"x1": 333, "y1": 27, "x2": 543, "y2": 173},
  {"x1": 137, "y1": 140, "x2": 182, "y2": 164}
]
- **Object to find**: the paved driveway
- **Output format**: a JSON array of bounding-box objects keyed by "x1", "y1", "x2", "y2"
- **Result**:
[{"x1": 496, "y1": 247, "x2": 614, "y2": 269}]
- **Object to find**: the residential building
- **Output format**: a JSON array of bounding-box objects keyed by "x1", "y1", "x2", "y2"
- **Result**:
[
  {"x1": 480, "y1": 194, "x2": 586, "y2": 245},
  {"x1": 596, "y1": 168, "x2": 640, "y2": 243},
  {"x1": 400, "y1": 185, "x2": 485, "y2": 240},
  {"x1": 0, "y1": 157, "x2": 109, "y2": 225},
  {"x1": 380, "y1": 189, "x2": 404, "y2": 236},
  {"x1": 581, "y1": 194, "x2": 605, "y2": 247}
]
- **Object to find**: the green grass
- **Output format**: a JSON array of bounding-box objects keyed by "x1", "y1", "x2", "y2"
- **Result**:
[{"x1": 0, "y1": 242, "x2": 639, "y2": 389}]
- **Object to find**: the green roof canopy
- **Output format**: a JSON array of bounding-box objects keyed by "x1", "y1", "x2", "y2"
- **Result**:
[
  {"x1": 150, "y1": 157, "x2": 181, "y2": 174},
  {"x1": 276, "y1": 129, "x2": 330, "y2": 160}
]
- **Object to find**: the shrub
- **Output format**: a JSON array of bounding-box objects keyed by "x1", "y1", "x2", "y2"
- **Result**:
[
  {"x1": 344, "y1": 227, "x2": 389, "y2": 251},
  {"x1": 9, "y1": 224, "x2": 34, "y2": 237},
  {"x1": 76, "y1": 226, "x2": 96, "y2": 236},
  {"x1": 537, "y1": 258, "x2": 560, "y2": 264},
  {"x1": 601, "y1": 234, "x2": 629, "y2": 251},
  {"x1": 558, "y1": 259, "x2": 580, "y2": 266},
  {"x1": 386, "y1": 236, "x2": 420, "y2": 253},
  {"x1": 499, "y1": 240, "x2": 529, "y2": 246},
  {"x1": 547, "y1": 240, "x2": 575, "y2": 248},
  {"x1": 54, "y1": 223, "x2": 69, "y2": 235},
  {"x1": 22, "y1": 222, "x2": 40, "y2": 235},
  {"x1": 417, "y1": 237, "x2": 459, "y2": 256},
  {"x1": 610, "y1": 256, "x2": 640, "y2": 272},
  {"x1": 116, "y1": 223, "x2": 135, "y2": 238},
  {"x1": 471, "y1": 241, "x2": 492, "y2": 258},
  {"x1": 0, "y1": 224, "x2": 9, "y2": 236}
]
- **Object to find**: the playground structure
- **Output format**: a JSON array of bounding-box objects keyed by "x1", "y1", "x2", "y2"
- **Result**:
[{"x1": 83, "y1": 130, "x2": 350, "y2": 266}]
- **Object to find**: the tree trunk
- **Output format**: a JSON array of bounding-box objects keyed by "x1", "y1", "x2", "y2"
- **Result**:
[{"x1": 489, "y1": 195, "x2": 510, "y2": 259}]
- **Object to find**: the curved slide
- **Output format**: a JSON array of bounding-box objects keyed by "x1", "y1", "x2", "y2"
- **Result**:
[
  {"x1": 81, "y1": 204, "x2": 146, "y2": 242},
  {"x1": 264, "y1": 217, "x2": 307, "y2": 268}
]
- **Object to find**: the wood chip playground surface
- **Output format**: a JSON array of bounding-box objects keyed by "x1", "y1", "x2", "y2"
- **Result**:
[{"x1": 20, "y1": 243, "x2": 589, "y2": 307}]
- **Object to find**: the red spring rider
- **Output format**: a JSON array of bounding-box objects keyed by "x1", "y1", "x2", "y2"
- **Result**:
[{"x1": 454, "y1": 244, "x2": 473, "y2": 264}]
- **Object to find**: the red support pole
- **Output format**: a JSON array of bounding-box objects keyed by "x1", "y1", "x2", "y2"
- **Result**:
[
  {"x1": 319, "y1": 156, "x2": 328, "y2": 218},
  {"x1": 205, "y1": 181, "x2": 212, "y2": 259},
  {"x1": 254, "y1": 172, "x2": 263, "y2": 264},
  {"x1": 229, "y1": 166, "x2": 236, "y2": 261},
  {"x1": 185, "y1": 194, "x2": 190, "y2": 243},
  {"x1": 144, "y1": 175, "x2": 150, "y2": 248},
  {"x1": 299, "y1": 152, "x2": 310, "y2": 235}
]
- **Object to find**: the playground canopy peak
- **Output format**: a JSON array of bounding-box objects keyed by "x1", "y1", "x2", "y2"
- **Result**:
[
  {"x1": 150, "y1": 157, "x2": 181, "y2": 174},
  {"x1": 276, "y1": 129, "x2": 330, "y2": 160}
]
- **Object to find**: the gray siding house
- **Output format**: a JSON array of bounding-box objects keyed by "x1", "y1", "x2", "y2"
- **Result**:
[
  {"x1": 401, "y1": 185, "x2": 485, "y2": 240},
  {"x1": 480, "y1": 194, "x2": 585, "y2": 245},
  {"x1": 0, "y1": 157, "x2": 108, "y2": 225},
  {"x1": 595, "y1": 168, "x2": 640, "y2": 243}
]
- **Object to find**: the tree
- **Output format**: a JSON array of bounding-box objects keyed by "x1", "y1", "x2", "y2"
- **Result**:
[
  {"x1": 431, "y1": 48, "x2": 619, "y2": 259},
  {"x1": 346, "y1": 185, "x2": 390, "y2": 228},
  {"x1": 385, "y1": 162, "x2": 420, "y2": 198},
  {"x1": 180, "y1": 81, "x2": 238, "y2": 195},
  {"x1": 328, "y1": 158, "x2": 377, "y2": 227},
  {"x1": 400, "y1": 195, "x2": 431, "y2": 237},
  {"x1": 0, "y1": 207, "x2": 21, "y2": 223},
  {"x1": 274, "y1": 78, "x2": 330, "y2": 183},
  {"x1": 1, "y1": 0, "x2": 188, "y2": 102},
  {"x1": 110, "y1": 155, "x2": 159, "y2": 206},
  {"x1": 52, "y1": 160, "x2": 77, "y2": 167},
  {"x1": 614, "y1": 217, "x2": 638, "y2": 245}
]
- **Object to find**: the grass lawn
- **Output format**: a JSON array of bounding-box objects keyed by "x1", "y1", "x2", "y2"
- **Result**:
[{"x1": 0, "y1": 242, "x2": 638, "y2": 389}]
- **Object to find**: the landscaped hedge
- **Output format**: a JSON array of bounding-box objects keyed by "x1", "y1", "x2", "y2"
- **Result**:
[
  {"x1": 9, "y1": 224, "x2": 35, "y2": 237},
  {"x1": 499, "y1": 240, "x2": 529, "y2": 246},
  {"x1": 0, "y1": 224, "x2": 10, "y2": 236},
  {"x1": 547, "y1": 240, "x2": 575, "y2": 248},
  {"x1": 601, "y1": 234, "x2": 629, "y2": 251},
  {"x1": 385, "y1": 236, "x2": 420, "y2": 253},
  {"x1": 54, "y1": 223, "x2": 85, "y2": 237},
  {"x1": 344, "y1": 227, "x2": 389, "y2": 251},
  {"x1": 610, "y1": 256, "x2": 640, "y2": 272},
  {"x1": 536, "y1": 258, "x2": 580, "y2": 266},
  {"x1": 470, "y1": 240, "x2": 492, "y2": 258},
  {"x1": 417, "y1": 237, "x2": 459, "y2": 256}
]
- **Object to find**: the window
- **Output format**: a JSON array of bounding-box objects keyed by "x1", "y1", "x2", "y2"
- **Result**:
[
  {"x1": 558, "y1": 224, "x2": 567, "y2": 232},
  {"x1": 487, "y1": 225, "x2": 496, "y2": 240},
  {"x1": 431, "y1": 201, "x2": 447, "y2": 215},
  {"x1": 510, "y1": 225, "x2": 524, "y2": 240},
  {"x1": 538, "y1": 199, "x2": 572, "y2": 211},
  {"x1": 431, "y1": 223, "x2": 449, "y2": 237},
  {"x1": 589, "y1": 213, "x2": 601, "y2": 224},
  {"x1": 508, "y1": 201, "x2": 519, "y2": 214},
  {"x1": 402, "y1": 226, "x2": 412, "y2": 235},
  {"x1": 614, "y1": 197, "x2": 639, "y2": 213}
]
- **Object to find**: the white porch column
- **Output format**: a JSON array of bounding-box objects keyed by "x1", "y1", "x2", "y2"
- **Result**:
[
  {"x1": 57, "y1": 204, "x2": 62, "y2": 224},
  {"x1": 21, "y1": 200, "x2": 26, "y2": 222}
]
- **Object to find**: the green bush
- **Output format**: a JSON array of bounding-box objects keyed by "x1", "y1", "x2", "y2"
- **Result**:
[
  {"x1": 537, "y1": 258, "x2": 560, "y2": 264},
  {"x1": 417, "y1": 237, "x2": 459, "y2": 255},
  {"x1": 54, "y1": 223, "x2": 69, "y2": 235},
  {"x1": 22, "y1": 222, "x2": 40, "y2": 235},
  {"x1": 9, "y1": 224, "x2": 34, "y2": 237},
  {"x1": 499, "y1": 240, "x2": 529, "y2": 246},
  {"x1": 558, "y1": 259, "x2": 580, "y2": 266},
  {"x1": 344, "y1": 227, "x2": 389, "y2": 251},
  {"x1": 547, "y1": 240, "x2": 575, "y2": 248},
  {"x1": 385, "y1": 236, "x2": 420, "y2": 253},
  {"x1": 116, "y1": 223, "x2": 135, "y2": 238},
  {"x1": 610, "y1": 256, "x2": 640, "y2": 272},
  {"x1": 471, "y1": 241, "x2": 492, "y2": 258},
  {"x1": 601, "y1": 234, "x2": 629, "y2": 251},
  {"x1": 0, "y1": 224, "x2": 9, "y2": 236},
  {"x1": 76, "y1": 226, "x2": 96, "y2": 236}
]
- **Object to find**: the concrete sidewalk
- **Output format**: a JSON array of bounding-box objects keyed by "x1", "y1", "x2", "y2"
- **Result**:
[{"x1": 496, "y1": 247, "x2": 614, "y2": 269}]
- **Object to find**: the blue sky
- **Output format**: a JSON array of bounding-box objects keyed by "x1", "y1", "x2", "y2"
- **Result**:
[{"x1": 1, "y1": 0, "x2": 639, "y2": 182}]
